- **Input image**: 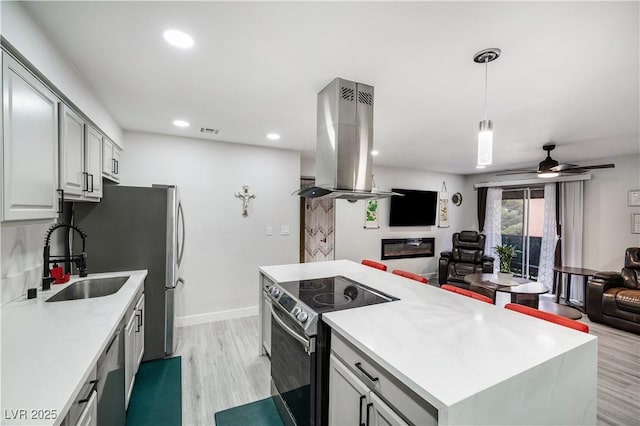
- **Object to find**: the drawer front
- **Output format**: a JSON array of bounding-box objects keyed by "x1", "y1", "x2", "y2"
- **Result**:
[
  {"x1": 331, "y1": 331, "x2": 437, "y2": 426},
  {"x1": 65, "y1": 365, "x2": 97, "y2": 426}
]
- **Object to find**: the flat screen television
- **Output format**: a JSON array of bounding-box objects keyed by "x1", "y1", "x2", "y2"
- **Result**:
[{"x1": 389, "y1": 188, "x2": 438, "y2": 226}]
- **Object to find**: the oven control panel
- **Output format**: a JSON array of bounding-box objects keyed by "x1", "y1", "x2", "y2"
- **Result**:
[{"x1": 264, "y1": 283, "x2": 315, "y2": 331}]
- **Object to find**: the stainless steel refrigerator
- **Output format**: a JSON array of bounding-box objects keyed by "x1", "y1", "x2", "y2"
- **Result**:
[{"x1": 74, "y1": 184, "x2": 185, "y2": 360}]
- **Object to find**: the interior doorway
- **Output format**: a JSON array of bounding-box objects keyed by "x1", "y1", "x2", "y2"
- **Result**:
[
  {"x1": 501, "y1": 187, "x2": 545, "y2": 280},
  {"x1": 299, "y1": 177, "x2": 335, "y2": 263}
]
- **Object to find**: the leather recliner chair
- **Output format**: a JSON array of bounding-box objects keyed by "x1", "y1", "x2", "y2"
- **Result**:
[
  {"x1": 586, "y1": 247, "x2": 640, "y2": 335},
  {"x1": 438, "y1": 231, "x2": 494, "y2": 288}
]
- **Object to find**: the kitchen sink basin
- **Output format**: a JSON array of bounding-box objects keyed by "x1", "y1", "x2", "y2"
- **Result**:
[{"x1": 46, "y1": 276, "x2": 129, "y2": 302}]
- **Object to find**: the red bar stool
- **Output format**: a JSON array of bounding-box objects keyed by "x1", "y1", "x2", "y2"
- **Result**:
[
  {"x1": 392, "y1": 269, "x2": 428, "y2": 284},
  {"x1": 504, "y1": 303, "x2": 589, "y2": 333},
  {"x1": 361, "y1": 260, "x2": 387, "y2": 271},
  {"x1": 441, "y1": 284, "x2": 493, "y2": 304}
]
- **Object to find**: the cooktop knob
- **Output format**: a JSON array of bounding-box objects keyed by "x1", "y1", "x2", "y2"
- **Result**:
[
  {"x1": 297, "y1": 311, "x2": 308, "y2": 323},
  {"x1": 270, "y1": 287, "x2": 280, "y2": 297},
  {"x1": 292, "y1": 307, "x2": 302, "y2": 316}
]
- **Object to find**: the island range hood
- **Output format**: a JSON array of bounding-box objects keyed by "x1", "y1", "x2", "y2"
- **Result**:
[{"x1": 295, "y1": 78, "x2": 397, "y2": 201}]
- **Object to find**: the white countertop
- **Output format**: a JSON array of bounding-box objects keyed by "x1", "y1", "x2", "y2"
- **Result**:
[
  {"x1": 1, "y1": 270, "x2": 147, "y2": 426},
  {"x1": 260, "y1": 260, "x2": 597, "y2": 411}
]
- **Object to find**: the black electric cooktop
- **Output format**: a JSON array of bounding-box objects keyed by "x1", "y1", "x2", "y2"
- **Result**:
[{"x1": 278, "y1": 275, "x2": 397, "y2": 314}]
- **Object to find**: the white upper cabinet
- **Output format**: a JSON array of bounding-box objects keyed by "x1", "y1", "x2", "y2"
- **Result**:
[
  {"x1": 2, "y1": 52, "x2": 60, "y2": 221},
  {"x1": 59, "y1": 106, "x2": 103, "y2": 202},
  {"x1": 84, "y1": 125, "x2": 102, "y2": 199},
  {"x1": 59, "y1": 105, "x2": 86, "y2": 197},
  {"x1": 102, "y1": 137, "x2": 121, "y2": 182}
]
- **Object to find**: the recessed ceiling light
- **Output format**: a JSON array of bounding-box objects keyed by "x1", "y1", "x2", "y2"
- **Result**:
[
  {"x1": 163, "y1": 29, "x2": 194, "y2": 49},
  {"x1": 476, "y1": 165, "x2": 486, "y2": 169},
  {"x1": 267, "y1": 133, "x2": 280, "y2": 140},
  {"x1": 371, "y1": 150, "x2": 379, "y2": 156},
  {"x1": 173, "y1": 120, "x2": 190, "y2": 128}
]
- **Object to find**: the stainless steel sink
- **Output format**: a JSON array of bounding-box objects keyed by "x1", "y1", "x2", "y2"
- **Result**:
[{"x1": 46, "y1": 276, "x2": 129, "y2": 302}]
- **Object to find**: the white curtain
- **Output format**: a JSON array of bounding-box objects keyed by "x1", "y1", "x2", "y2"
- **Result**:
[
  {"x1": 484, "y1": 187, "x2": 503, "y2": 271},
  {"x1": 561, "y1": 181, "x2": 584, "y2": 302},
  {"x1": 538, "y1": 184, "x2": 558, "y2": 290}
]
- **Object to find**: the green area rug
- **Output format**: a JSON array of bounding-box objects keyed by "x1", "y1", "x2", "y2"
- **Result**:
[
  {"x1": 214, "y1": 397, "x2": 284, "y2": 426},
  {"x1": 126, "y1": 356, "x2": 182, "y2": 426}
]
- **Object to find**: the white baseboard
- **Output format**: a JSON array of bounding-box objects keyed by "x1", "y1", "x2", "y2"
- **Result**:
[{"x1": 176, "y1": 305, "x2": 258, "y2": 327}]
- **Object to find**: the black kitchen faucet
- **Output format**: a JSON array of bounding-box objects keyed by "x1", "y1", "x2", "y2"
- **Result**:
[{"x1": 42, "y1": 223, "x2": 88, "y2": 290}]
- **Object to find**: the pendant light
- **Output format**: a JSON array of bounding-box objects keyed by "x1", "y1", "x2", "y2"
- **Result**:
[{"x1": 474, "y1": 48, "x2": 501, "y2": 166}]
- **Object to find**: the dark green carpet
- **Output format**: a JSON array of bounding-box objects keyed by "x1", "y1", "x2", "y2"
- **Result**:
[
  {"x1": 214, "y1": 397, "x2": 284, "y2": 426},
  {"x1": 126, "y1": 356, "x2": 182, "y2": 426}
]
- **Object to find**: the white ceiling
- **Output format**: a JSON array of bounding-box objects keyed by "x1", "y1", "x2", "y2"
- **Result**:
[{"x1": 24, "y1": 1, "x2": 639, "y2": 175}]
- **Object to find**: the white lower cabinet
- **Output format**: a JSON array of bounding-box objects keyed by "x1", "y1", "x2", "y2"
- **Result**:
[
  {"x1": 329, "y1": 354, "x2": 408, "y2": 426},
  {"x1": 329, "y1": 332, "x2": 437, "y2": 426},
  {"x1": 74, "y1": 390, "x2": 97, "y2": 426},
  {"x1": 125, "y1": 293, "x2": 145, "y2": 408},
  {"x1": 262, "y1": 293, "x2": 272, "y2": 355}
]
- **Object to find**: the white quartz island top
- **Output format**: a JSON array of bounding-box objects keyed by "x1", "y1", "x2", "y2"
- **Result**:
[
  {"x1": 260, "y1": 260, "x2": 598, "y2": 425},
  {"x1": 1, "y1": 270, "x2": 147, "y2": 426}
]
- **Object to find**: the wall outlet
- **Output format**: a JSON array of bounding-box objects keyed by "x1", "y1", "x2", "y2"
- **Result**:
[
  {"x1": 266, "y1": 226, "x2": 272, "y2": 236},
  {"x1": 280, "y1": 225, "x2": 290, "y2": 236}
]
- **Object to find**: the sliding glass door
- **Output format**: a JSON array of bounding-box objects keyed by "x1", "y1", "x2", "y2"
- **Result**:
[{"x1": 501, "y1": 187, "x2": 545, "y2": 280}]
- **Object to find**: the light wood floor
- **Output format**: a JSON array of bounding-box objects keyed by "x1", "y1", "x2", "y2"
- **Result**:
[{"x1": 175, "y1": 315, "x2": 640, "y2": 426}]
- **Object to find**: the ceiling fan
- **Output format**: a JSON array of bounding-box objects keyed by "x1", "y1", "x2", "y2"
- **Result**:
[{"x1": 497, "y1": 143, "x2": 615, "y2": 178}]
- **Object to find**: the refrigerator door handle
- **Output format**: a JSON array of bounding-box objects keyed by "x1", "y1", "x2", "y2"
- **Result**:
[{"x1": 177, "y1": 201, "x2": 185, "y2": 267}]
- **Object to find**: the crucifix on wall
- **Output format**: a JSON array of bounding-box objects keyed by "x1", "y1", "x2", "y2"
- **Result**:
[{"x1": 235, "y1": 185, "x2": 256, "y2": 216}]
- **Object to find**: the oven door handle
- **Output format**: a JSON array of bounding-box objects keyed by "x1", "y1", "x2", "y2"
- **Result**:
[{"x1": 271, "y1": 304, "x2": 315, "y2": 354}]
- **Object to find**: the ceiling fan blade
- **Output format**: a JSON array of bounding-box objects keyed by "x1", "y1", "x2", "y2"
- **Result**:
[
  {"x1": 571, "y1": 163, "x2": 615, "y2": 170},
  {"x1": 550, "y1": 163, "x2": 578, "y2": 172},
  {"x1": 553, "y1": 163, "x2": 616, "y2": 173},
  {"x1": 495, "y1": 170, "x2": 537, "y2": 176}
]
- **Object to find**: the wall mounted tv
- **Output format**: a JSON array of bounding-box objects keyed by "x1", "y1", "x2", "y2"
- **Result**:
[{"x1": 389, "y1": 188, "x2": 438, "y2": 227}]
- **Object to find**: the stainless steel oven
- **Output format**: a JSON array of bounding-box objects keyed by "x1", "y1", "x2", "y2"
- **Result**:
[
  {"x1": 264, "y1": 276, "x2": 397, "y2": 426},
  {"x1": 270, "y1": 301, "x2": 316, "y2": 426}
]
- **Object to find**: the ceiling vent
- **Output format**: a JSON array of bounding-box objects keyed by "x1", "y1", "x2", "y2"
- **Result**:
[{"x1": 200, "y1": 127, "x2": 220, "y2": 135}]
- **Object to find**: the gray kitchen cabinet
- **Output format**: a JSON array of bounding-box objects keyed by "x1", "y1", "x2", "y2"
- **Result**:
[
  {"x1": 59, "y1": 104, "x2": 103, "y2": 201},
  {"x1": 1, "y1": 52, "x2": 60, "y2": 221},
  {"x1": 330, "y1": 332, "x2": 437, "y2": 426},
  {"x1": 102, "y1": 137, "x2": 121, "y2": 182}
]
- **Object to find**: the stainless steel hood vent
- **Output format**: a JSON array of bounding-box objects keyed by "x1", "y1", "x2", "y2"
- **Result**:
[{"x1": 294, "y1": 78, "x2": 398, "y2": 201}]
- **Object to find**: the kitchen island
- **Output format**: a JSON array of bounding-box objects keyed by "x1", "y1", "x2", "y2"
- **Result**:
[
  {"x1": 259, "y1": 260, "x2": 597, "y2": 425},
  {"x1": 1, "y1": 270, "x2": 147, "y2": 426}
]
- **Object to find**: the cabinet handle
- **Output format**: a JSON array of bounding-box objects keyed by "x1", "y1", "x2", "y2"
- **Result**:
[
  {"x1": 112, "y1": 158, "x2": 116, "y2": 174},
  {"x1": 366, "y1": 402, "x2": 373, "y2": 426},
  {"x1": 83, "y1": 172, "x2": 89, "y2": 192},
  {"x1": 355, "y1": 362, "x2": 379, "y2": 382},
  {"x1": 89, "y1": 174, "x2": 94, "y2": 192},
  {"x1": 79, "y1": 380, "x2": 98, "y2": 403},
  {"x1": 57, "y1": 189, "x2": 64, "y2": 214},
  {"x1": 358, "y1": 395, "x2": 366, "y2": 426},
  {"x1": 115, "y1": 159, "x2": 119, "y2": 175}
]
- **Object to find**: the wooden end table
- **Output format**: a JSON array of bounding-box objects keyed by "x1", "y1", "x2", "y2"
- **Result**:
[
  {"x1": 553, "y1": 266, "x2": 598, "y2": 313},
  {"x1": 463, "y1": 273, "x2": 549, "y2": 308}
]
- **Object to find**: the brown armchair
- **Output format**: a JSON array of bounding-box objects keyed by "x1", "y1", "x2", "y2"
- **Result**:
[
  {"x1": 438, "y1": 231, "x2": 494, "y2": 288},
  {"x1": 586, "y1": 247, "x2": 640, "y2": 335}
]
